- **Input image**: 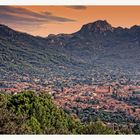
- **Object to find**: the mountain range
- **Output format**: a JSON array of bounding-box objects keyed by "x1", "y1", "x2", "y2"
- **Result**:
[{"x1": 0, "y1": 20, "x2": 140, "y2": 83}]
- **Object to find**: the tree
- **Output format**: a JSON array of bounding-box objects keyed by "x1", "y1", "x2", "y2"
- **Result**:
[
  {"x1": 0, "y1": 91, "x2": 115, "y2": 134},
  {"x1": 80, "y1": 121, "x2": 114, "y2": 134},
  {"x1": 132, "y1": 124, "x2": 140, "y2": 134}
]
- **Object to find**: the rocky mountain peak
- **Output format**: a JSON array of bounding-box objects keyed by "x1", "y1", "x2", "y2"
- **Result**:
[{"x1": 78, "y1": 20, "x2": 114, "y2": 35}]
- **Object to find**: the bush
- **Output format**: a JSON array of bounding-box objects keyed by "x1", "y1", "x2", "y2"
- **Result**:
[{"x1": 0, "y1": 91, "x2": 114, "y2": 134}]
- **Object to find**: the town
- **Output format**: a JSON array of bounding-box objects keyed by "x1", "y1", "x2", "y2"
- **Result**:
[{"x1": 0, "y1": 73, "x2": 140, "y2": 127}]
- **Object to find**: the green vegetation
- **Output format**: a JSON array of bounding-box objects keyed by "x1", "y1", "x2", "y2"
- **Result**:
[
  {"x1": 73, "y1": 107, "x2": 138, "y2": 124},
  {"x1": 77, "y1": 121, "x2": 114, "y2": 134},
  {"x1": 132, "y1": 124, "x2": 140, "y2": 134},
  {"x1": 0, "y1": 91, "x2": 114, "y2": 134}
]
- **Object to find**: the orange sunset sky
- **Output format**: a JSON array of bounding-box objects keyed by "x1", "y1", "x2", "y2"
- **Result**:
[{"x1": 0, "y1": 6, "x2": 140, "y2": 36}]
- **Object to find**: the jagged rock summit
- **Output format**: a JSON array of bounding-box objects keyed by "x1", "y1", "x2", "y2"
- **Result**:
[{"x1": 77, "y1": 20, "x2": 114, "y2": 35}]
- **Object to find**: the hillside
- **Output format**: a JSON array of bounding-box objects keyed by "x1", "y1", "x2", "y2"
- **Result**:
[
  {"x1": 0, "y1": 91, "x2": 114, "y2": 134},
  {"x1": 0, "y1": 20, "x2": 140, "y2": 83}
]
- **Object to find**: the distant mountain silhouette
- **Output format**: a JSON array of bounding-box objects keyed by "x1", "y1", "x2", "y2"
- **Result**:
[{"x1": 0, "y1": 20, "x2": 140, "y2": 82}]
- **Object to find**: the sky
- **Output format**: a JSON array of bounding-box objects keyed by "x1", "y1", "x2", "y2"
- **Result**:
[{"x1": 1, "y1": 6, "x2": 140, "y2": 36}]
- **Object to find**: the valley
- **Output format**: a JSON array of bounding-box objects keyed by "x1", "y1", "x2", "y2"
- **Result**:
[{"x1": 0, "y1": 20, "x2": 140, "y2": 133}]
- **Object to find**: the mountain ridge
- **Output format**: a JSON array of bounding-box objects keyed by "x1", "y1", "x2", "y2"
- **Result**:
[
  {"x1": 1, "y1": 20, "x2": 140, "y2": 38},
  {"x1": 0, "y1": 20, "x2": 140, "y2": 84}
]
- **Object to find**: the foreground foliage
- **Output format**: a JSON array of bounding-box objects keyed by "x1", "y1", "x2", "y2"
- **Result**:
[{"x1": 0, "y1": 91, "x2": 115, "y2": 134}]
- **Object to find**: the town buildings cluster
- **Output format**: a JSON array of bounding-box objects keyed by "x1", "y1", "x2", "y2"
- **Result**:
[{"x1": 0, "y1": 75, "x2": 140, "y2": 125}]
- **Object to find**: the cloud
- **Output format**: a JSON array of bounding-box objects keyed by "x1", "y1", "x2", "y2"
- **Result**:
[
  {"x1": 65, "y1": 6, "x2": 87, "y2": 10},
  {"x1": 0, "y1": 6, "x2": 76, "y2": 27}
]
